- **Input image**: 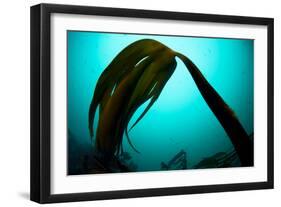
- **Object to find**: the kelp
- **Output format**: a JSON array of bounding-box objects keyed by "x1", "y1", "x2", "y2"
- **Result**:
[
  {"x1": 88, "y1": 39, "x2": 253, "y2": 167},
  {"x1": 194, "y1": 150, "x2": 238, "y2": 169},
  {"x1": 161, "y1": 149, "x2": 187, "y2": 170}
]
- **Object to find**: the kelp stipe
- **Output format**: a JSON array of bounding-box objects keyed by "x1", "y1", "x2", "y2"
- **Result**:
[
  {"x1": 175, "y1": 53, "x2": 253, "y2": 166},
  {"x1": 88, "y1": 39, "x2": 253, "y2": 166}
]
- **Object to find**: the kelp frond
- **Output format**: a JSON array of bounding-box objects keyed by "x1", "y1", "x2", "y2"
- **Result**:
[
  {"x1": 88, "y1": 39, "x2": 253, "y2": 166},
  {"x1": 88, "y1": 39, "x2": 176, "y2": 156}
]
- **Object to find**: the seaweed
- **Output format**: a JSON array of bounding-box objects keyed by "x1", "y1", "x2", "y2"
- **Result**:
[
  {"x1": 194, "y1": 149, "x2": 239, "y2": 169},
  {"x1": 88, "y1": 39, "x2": 253, "y2": 167},
  {"x1": 161, "y1": 150, "x2": 187, "y2": 170},
  {"x1": 68, "y1": 129, "x2": 95, "y2": 175}
]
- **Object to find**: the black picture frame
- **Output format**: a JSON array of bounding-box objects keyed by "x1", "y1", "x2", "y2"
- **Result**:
[{"x1": 30, "y1": 3, "x2": 274, "y2": 203}]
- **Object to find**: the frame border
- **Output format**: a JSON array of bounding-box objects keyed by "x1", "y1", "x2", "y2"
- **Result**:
[{"x1": 30, "y1": 3, "x2": 274, "y2": 203}]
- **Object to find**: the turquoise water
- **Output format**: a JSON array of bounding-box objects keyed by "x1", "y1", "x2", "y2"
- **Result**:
[{"x1": 67, "y1": 31, "x2": 253, "y2": 173}]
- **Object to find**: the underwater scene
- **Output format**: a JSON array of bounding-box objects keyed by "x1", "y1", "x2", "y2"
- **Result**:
[{"x1": 67, "y1": 31, "x2": 254, "y2": 175}]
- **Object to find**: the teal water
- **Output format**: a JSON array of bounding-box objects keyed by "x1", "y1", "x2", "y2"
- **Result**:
[{"x1": 67, "y1": 31, "x2": 253, "y2": 173}]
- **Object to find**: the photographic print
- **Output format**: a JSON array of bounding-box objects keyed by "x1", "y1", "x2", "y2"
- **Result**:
[
  {"x1": 67, "y1": 31, "x2": 254, "y2": 175},
  {"x1": 31, "y1": 4, "x2": 273, "y2": 203}
]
